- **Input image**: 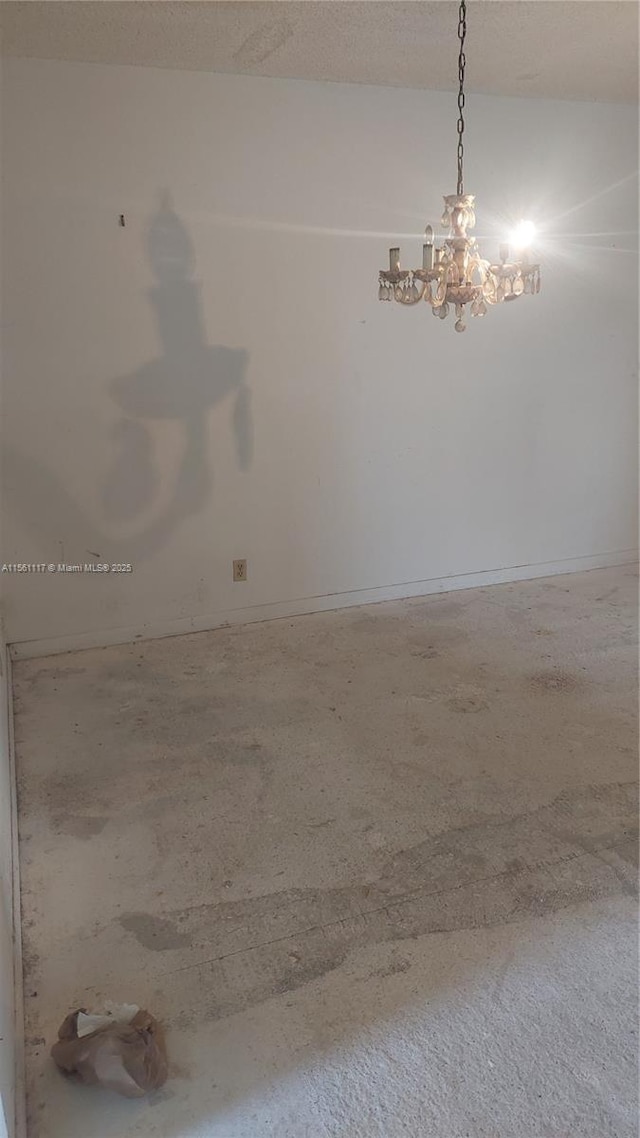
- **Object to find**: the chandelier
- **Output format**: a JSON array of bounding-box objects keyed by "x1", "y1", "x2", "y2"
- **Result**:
[{"x1": 378, "y1": 0, "x2": 541, "y2": 332}]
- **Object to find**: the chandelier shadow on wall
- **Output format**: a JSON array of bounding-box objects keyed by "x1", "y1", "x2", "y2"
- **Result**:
[{"x1": 378, "y1": 0, "x2": 541, "y2": 332}]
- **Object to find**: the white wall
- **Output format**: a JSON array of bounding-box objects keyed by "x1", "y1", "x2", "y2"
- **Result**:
[{"x1": 1, "y1": 58, "x2": 637, "y2": 651}]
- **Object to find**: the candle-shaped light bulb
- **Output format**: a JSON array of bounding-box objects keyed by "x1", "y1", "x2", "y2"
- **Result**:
[
  {"x1": 509, "y1": 220, "x2": 536, "y2": 250},
  {"x1": 423, "y1": 225, "x2": 434, "y2": 270},
  {"x1": 499, "y1": 244, "x2": 509, "y2": 264},
  {"x1": 389, "y1": 247, "x2": 400, "y2": 273}
]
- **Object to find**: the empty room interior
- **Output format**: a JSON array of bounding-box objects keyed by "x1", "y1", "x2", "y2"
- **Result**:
[{"x1": 0, "y1": 1, "x2": 638, "y2": 1136}]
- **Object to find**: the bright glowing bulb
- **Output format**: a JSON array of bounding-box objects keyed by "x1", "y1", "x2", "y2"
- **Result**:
[{"x1": 509, "y1": 219, "x2": 536, "y2": 249}]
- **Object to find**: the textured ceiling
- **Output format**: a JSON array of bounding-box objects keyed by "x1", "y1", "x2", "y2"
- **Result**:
[{"x1": 1, "y1": 1, "x2": 638, "y2": 102}]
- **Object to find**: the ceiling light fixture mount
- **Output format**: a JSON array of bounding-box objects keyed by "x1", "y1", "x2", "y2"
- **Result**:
[{"x1": 378, "y1": 0, "x2": 540, "y2": 332}]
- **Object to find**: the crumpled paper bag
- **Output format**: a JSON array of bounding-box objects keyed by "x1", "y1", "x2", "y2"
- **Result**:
[{"x1": 51, "y1": 1005, "x2": 168, "y2": 1098}]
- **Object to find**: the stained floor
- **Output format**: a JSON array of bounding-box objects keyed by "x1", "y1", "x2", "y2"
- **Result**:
[{"x1": 14, "y1": 566, "x2": 639, "y2": 1137}]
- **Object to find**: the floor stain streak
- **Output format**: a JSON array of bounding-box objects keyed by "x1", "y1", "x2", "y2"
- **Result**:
[{"x1": 155, "y1": 780, "x2": 638, "y2": 1019}]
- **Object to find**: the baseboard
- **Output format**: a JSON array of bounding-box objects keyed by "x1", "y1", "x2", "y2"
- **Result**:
[
  {"x1": 8, "y1": 548, "x2": 638, "y2": 661},
  {"x1": 6, "y1": 656, "x2": 26, "y2": 1138}
]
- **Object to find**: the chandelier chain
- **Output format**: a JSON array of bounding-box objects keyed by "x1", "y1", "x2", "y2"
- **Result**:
[{"x1": 456, "y1": 0, "x2": 467, "y2": 196}]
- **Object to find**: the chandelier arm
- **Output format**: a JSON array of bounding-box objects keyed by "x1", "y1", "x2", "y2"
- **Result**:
[{"x1": 456, "y1": 0, "x2": 467, "y2": 197}]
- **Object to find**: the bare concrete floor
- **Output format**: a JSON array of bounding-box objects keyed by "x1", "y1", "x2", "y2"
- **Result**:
[{"x1": 14, "y1": 567, "x2": 639, "y2": 1137}]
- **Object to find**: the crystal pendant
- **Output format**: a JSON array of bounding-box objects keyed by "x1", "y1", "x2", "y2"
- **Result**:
[
  {"x1": 441, "y1": 209, "x2": 450, "y2": 229},
  {"x1": 483, "y1": 278, "x2": 496, "y2": 305},
  {"x1": 378, "y1": 283, "x2": 385, "y2": 301},
  {"x1": 435, "y1": 278, "x2": 447, "y2": 305},
  {"x1": 394, "y1": 284, "x2": 404, "y2": 301},
  {"x1": 438, "y1": 303, "x2": 449, "y2": 320},
  {"x1": 432, "y1": 305, "x2": 441, "y2": 317},
  {"x1": 477, "y1": 298, "x2": 487, "y2": 316},
  {"x1": 455, "y1": 318, "x2": 466, "y2": 332},
  {"x1": 524, "y1": 276, "x2": 531, "y2": 294}
]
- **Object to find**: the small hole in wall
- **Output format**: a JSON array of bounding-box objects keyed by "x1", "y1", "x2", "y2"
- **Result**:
[{"x1": 119, "y1": 214, "x2": 126, "y2": 227}]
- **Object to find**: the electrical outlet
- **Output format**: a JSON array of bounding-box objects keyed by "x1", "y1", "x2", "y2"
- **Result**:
[{"x1": 233, "y1": 559, "x2": 247, "y2": 582}]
